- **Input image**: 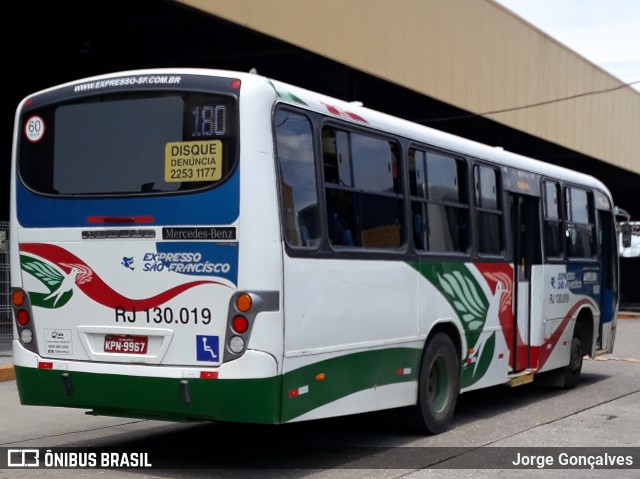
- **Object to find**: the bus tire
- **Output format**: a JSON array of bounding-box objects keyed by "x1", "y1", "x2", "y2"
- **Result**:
[
  {"x1": 561, "y1": 327, "x2": 583, "y2": 389},
  {"x1": 413, "y1": 332, "x2": 460, "y2": 434}
]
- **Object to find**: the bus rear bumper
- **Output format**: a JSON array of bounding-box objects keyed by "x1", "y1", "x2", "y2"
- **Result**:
[
  {"x1": 13, "y1": 343, "x2": 282, "y2": 424},
  {"x1": 15, "y1": 365, "x2": 281, "y2": 423}
]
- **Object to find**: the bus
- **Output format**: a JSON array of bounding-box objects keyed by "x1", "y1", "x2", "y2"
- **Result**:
[{"x1": 10, "y1": 68, "x2": 620, "y2": 434}]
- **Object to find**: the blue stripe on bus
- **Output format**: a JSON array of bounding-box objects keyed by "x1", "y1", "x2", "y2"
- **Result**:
[
  {"x1": 564, "y1": 263, "x2": 612, "y2": 322},
  {"x1": 15, "y1": 171, "x2": 239, "y2": 227}
]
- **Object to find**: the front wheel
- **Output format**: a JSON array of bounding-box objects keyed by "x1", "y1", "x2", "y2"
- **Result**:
[{"x1": 412, "y1": 332, "x2": 460, "y2": 434}]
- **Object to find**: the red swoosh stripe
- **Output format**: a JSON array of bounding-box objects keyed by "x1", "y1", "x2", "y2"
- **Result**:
[
  {"x1": 20, "y1": 243, "x2": 230, "y2": 310},
  {"x1": 535, "y1": 298, "x2": 594, "y2": 370},
  {"x1": 476, "y1": 263, "x2": 516, "y2": 367}
]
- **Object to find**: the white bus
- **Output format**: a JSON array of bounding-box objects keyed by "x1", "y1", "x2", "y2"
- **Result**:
[{"x1": 10, "y1": 69, "x2": 620, "y2": 434}]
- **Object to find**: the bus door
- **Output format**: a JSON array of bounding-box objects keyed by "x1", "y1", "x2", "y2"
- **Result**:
[
  {"x1": 597, "y1": 209, "x2": 618, "y2": 351},
  {"x1": 509, "y1": 193, "x2": 541, "y2": 371}
]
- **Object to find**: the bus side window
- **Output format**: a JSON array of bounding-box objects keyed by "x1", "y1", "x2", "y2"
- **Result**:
[
  {"x1": 543, "y1": 181, "x2": 563, "y2": 259},
  {"x1": 410, "y1": 148, "x2": 470, "y2": 254},
  {"x1": 474, "y1": 164, "x2": 503, "y2": 256},
  {"x1": 275, "y1": 110, "x2": 320, "y2": 248},
  {"x1": 566, "y1": 187, "x2": 596, "y2": 259},
  {"x1": 409, "y1": 149, "x2": 428, "y2": 250},
  {"x1": 323, "y1": 126, "x2": 403, "y2": 250},
  {"x1": 323, "y1": 127, "x2": 357, "y2": 246},
  {"x1": 351, "y1": 134, "x2": 403, "y2": 249}
]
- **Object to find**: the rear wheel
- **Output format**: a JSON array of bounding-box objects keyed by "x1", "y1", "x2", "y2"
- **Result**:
[
  {"x1": 412, "y1": 332, "x2": 460, "y2": 434},
  {"x1": 562, "y1": 327, "x2": 583, "y2": 389}
]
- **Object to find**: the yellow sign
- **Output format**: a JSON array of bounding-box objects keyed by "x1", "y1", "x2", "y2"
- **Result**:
[{"x1": 165, "y1": 140, "x2": 222, "y2": 182}]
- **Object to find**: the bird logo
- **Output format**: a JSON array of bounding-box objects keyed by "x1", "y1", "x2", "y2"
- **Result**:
[
  {"x1": 121, "y1": 256, "x2": 135, "y2": 271},
  {"x1": 22, "y1": 258, "x2": 93, "y2": 308}
]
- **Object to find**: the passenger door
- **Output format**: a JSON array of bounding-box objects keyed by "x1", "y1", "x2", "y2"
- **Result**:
[{"x1": 509, "y1": 193, "x2": 541, "y2": 371}]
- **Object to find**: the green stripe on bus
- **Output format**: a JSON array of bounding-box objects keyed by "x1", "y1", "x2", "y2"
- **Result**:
[{"x1": 281, "y1": 347, "x2": 421, "y2": 422}]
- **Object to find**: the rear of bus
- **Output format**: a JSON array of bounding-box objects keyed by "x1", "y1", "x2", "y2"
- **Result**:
[{"x1": 9, "y1": 69, "x2": 284, "y2": 423}]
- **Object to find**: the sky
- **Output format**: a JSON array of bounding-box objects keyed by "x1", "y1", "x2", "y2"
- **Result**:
[{"x1": 494, "y1": 0, "x2": 640, "y2": 88}]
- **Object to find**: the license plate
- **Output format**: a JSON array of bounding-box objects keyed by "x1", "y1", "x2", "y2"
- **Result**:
[{"x1": 104, "y1": 335, "x2": 148, "y2": 354}]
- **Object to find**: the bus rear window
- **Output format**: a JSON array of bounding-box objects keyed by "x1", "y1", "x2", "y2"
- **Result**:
[{"x1": 18, "y1": 93, "x2": 237, "y2": 196}]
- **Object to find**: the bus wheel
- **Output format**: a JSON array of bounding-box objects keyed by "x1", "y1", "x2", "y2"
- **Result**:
[
  {"x1": 413, "y1": 332, "x2": 460, "y2": 434},
  {"x1": 562, "y1": 327, "x2": 583, "y2": 389}
]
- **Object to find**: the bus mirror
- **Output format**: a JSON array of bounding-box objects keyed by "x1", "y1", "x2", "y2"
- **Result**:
[{"x1": 621, "y1": 223, "x2": 632, "y2": 248}]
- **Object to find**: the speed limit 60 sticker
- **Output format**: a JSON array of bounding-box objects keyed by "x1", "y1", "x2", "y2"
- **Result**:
[{"x1": 25, "y1": 115, "x2": 45, "y2": 143}]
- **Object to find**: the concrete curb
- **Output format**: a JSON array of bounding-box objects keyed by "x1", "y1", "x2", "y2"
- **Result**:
[{"x1": 0, "y1": 364, "x2": 15, "y2": 382}]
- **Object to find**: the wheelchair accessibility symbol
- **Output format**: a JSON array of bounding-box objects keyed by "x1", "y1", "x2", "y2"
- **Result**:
[{"x1": 196, "y1": 335, "x2": 219, "y2": 362}]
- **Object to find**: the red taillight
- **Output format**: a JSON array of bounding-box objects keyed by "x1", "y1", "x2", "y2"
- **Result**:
[
  {"x1": 17, "y1": 310, "x2": 30, "y2": 326},
  {"x1": 232, "y1": 315, "x2": 249, "y2": 334},
  {"x1": 230, "y1": 79, "x2": 241, "y2": 90}
]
